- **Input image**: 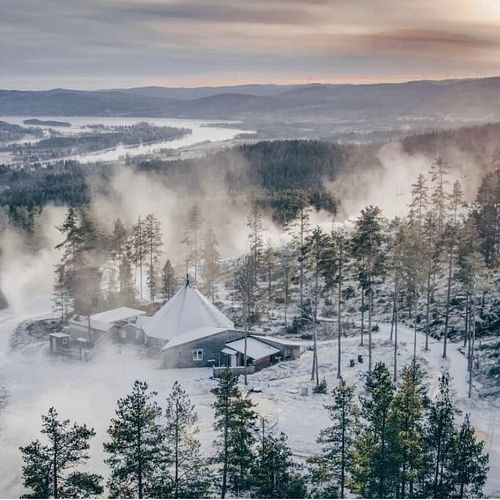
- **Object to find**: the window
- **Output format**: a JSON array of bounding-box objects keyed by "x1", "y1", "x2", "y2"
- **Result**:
[{"x1": 192, "y1": 349, "x2": 204, "y2": 361}]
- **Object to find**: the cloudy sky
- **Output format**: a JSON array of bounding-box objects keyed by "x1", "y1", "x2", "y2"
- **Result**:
[{"x1": 2, "y1": 0, "x2": 500, "y2": 89}]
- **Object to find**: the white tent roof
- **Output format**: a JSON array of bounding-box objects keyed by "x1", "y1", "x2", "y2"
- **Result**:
[
  {"x1": 224, "y1": 337, "x2": 280, "y2": 361},
  {"x1": 144, "y1": 283, "x2": 234, "y2": 341},
  {"x1": 163, "y1": 326, "x2": 230, "y2": 350}
]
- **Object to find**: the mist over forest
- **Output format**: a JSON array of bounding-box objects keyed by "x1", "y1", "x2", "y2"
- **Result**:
[{"x1": 1, "y1": 41, "x2": 500, "y2": 500}]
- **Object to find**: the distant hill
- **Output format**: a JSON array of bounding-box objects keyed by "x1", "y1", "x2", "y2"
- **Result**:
[{"x1": 1, "y1": 78, "x2": 500, "y2": 122}]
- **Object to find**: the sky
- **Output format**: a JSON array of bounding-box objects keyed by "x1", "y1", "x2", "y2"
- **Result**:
[{"x1": 2, "y1": 0, "x2": 500, "y2": 89}]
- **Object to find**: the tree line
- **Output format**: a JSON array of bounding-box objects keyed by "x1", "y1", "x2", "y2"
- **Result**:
[
  {"x1": 238, "y1": 160, "x2": 499, "y2": 391},
  {"x1": 20, "y1": 363, "x2": 488, "y2": 498},
  {"x1": 52, "y1": 204, "x2": 221, "y2": 318}
]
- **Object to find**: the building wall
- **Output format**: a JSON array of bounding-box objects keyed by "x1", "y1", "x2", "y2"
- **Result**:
[
  {"x1": 68, "y1": 323, "x2": 112, "y2": 344},
  {"x1": 162, "y1": 329, "x2": 244, "y2": 369}
]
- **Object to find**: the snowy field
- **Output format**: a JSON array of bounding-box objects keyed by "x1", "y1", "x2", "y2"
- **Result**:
[{"x1": 0, "y1": 296, "x2": 498, "y2": 497}]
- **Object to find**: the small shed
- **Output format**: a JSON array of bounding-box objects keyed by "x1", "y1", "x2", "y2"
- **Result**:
[{"x1": 49, "y1": 332, "x2": 70, "y2": 354}]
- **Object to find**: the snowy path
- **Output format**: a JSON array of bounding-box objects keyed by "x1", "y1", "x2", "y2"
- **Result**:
[{"x1": 0, "y1": 302, "x2": 498, "y2": 497}]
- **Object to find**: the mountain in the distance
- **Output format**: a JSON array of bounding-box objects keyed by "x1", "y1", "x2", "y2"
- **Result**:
[{"x1": 1, "y1": 77, "x2": 500, "y2": 121}]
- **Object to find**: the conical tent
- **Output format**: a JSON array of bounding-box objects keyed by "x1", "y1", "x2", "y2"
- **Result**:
[{"x1": 143, "y1": 282, "x2": 234, "y2": 342}]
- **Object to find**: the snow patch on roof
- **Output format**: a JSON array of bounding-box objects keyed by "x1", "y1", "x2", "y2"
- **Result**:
[
  {"x1": 91, "y1": 307, "x2": 146, "y2": 324},
  {"x1": 251, "y1": 335, "x2": 303, "y2": 347},
  {"x1": 224, "y1": 337, "x2": 280, "y2": 361}
]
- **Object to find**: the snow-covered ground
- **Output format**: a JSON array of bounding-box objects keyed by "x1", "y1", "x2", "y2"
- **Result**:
[{"x1": 0, "y1": 297, "x2": 498, "y2": 497}]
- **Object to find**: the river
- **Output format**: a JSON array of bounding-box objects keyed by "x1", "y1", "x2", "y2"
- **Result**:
[{"x1": 0, "y1": 116, "x2": 253, "y2": 164}]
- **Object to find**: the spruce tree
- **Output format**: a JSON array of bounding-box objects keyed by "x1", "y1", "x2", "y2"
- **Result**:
[
  {"x1": 309, "y1": 379, "x2": 357, "y2": 498},
  {"x1": 392, "y1": 363, "x2": 428, "y2": 497},
  {"x1": 161, "y1": 259, "x2": 178, "y2": 301},
  {"x1": 253, "y1": 427, "x2": 306, "y2": 499},
  {"x1": 423, "y1": 372, "x2": 459, "y2": 498},
  {"x1": 448, "y1": 414, "x2": 489, "y2": 498},
  {"x1": 104, "y1": 380, "x2": 166, "y2": 498},
  {"x1": 350, "y1": 362, "x2": 398, "y2": 498},
  {"x1": 150, "y1": 382, "x2": 210, "y2": 498},
  {"x1": 20, "y1": 407, "x2": 102, "y2": 499},
  {"x1": 352, "y1": 206, "x2": 386, "y2": 371},
  {"x1": 211, "y1": 370, "x2": 257, "y2": 498}
]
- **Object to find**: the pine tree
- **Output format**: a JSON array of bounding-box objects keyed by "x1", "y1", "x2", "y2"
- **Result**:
[
  {"x1": 287, "y1": 198, "x2": 311, "y2": 312},
  {"x1": 120, "y1": 238, "x2": 137, "y2": 306},
  {"x1": 352, "y1": 206, "x2": 386, "y2": 371},
  {"x1": 423, "y1": 373, "x2": 459, "y2": 498},
  {"x1": 20, "y1": 407, "x2": 102, "y2": 499},
  {"x1": 52, "y1": 263, "x2": 73, "y2": 321},
  {"x1": 110, "y1": 218, "x2": 128, "y2": 293},
  {"x1": 401, "y1": 218, "x2": 427, "y2": 362},
  {"x1": 309, "y1": 380, "x2": 357, "y2": 498},
  {"x1": 202, "y1": 228, "x2": 221, "y2": 302},
  {"x1": 305, "y1": 226, "x2": 329, "y2": 386},
  {"x1": 247, "y1": 201, "x2": 264, "y2": 288},
  {"x1": 161, "y1": 259, "x2": 178, "y2": 302},
  {"x1": 262, "y1": 240, "x2": 276, "y2": 302},
  {"x1": 279, "y1": 246, "x2": 293, "y2": 330},
  {"x1": 473, "y1": 168, "x2": 500, "y2": 267},
  {"x1": 132, "y1": 216, "x2": 147, "y2": 300},
  {"x1": 332, "y1": 228, "x2": 349, "y2": 379},
  {"x1": 144, "y1": 214, "x2": 163, "y2": 302},
  {"x1": 429, "y1": 157, "x2": 450, "y2": 238},
  {"x1": 350, "y1": 362, "x2": 398, "y2": 498},
  {"x1": 55, "y1": 208, "x2": 85, "y2": 301},
  {"x1": 422, "y1": 210, "x2": 438, "y2": 351},
  {"x1": 211, "y1": 370, "x2": 257, "y2": 498},
  {"x1": 234, "y1": 256, "x2": 254, "y2": 385},
  {"x1": 104, "y1": 380, "x2": 166, "y2": 498},
  {"x1": 442, "y1": 181, "x2": 464, "y2": 358},
  {"x1": 410, "y1": 174, "x2": 429, "y2": 234},
  {"x1": 392, "y1": 363, "x2": 428, "y2": 497},
  {"x1": 160, "y1": 382, "x2": 210, "y2": 498},
  {"x1": 253, "y1": 426, "x2": 306, "y2": 499},
  {"x1": 388, "y1": 219, "x2": 404, "y2": 380},
  {"x1": 448, "y1": 414, "x2": 489, "y2": 498},
  {"x1": 183, "y1": 203, "x2": 204, "y2": 284}
]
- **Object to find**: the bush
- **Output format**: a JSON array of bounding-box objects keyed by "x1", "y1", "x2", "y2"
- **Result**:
[{"x1": 313, "y1": 378, "x2": 328, "y2": 394}]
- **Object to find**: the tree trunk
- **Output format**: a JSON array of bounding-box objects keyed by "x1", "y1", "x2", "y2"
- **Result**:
[
  {"x1": 360, "y1": 286, "x2": 365, "y2": 347},
  {"x1": 442, "y1": 245, "x2": 453, "y2": 359},
  {"x1": 393, "y1": 275, "x2": 399, "y2": 381},
  {"x1": 413, "y1": 297, "x2": 418, "y2": 362},
  {"x1": 463, "y1": 292, "x2": 469, "y2": 348},
  {"x1": 425, "y1": 268, "x2": 432, "y2": 351},
  {"x1": 221, "y1": 398, "x2": 229, "y2": 499},
  {"x1": 244, "y1": 308, "x2": 248, "y2": 386},
  {"x1": 468, "y1": 310, "x2": 476, "y2": 399},
  {"x1": 337, "y1": 258, "x2": 342, "y2": 379}
]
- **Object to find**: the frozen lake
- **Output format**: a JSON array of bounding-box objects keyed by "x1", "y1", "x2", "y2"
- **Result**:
[{"x1": 0, "y1": 116, "x2": 253, "y2": 164}]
